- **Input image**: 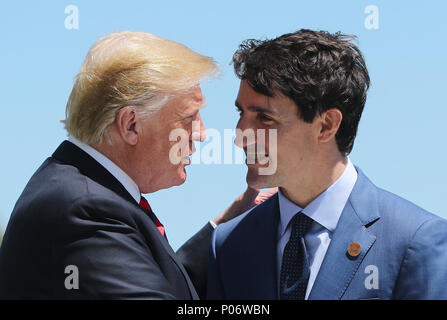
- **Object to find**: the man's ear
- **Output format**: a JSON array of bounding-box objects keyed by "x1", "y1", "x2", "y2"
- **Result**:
[
  {"x1": 318, "y1": 108, "x2": 343, "y2": 144},
  {"x1": 115, "y1": 106, "x2": 140, "y2": 146}
]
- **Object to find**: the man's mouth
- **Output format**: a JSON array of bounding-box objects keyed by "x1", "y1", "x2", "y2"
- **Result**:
[
  {"x1": 245, "y1": 153, "x2": 270, "y2": 165},
  {"x1": 182, "y1": 156, "x2": 191, "y2": 165}
]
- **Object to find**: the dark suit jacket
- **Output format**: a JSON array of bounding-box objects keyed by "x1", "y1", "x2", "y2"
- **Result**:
[
  {"x1": 207, "y1": 167, "x2": 447, "y2": 300},
  {"x1": 0, "y1": 141, "x2": 212, "y2": 299}
]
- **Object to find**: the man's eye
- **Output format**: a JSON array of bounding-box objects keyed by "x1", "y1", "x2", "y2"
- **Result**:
[
  {"x1": 258, "y1": 113, "x2": 273, "y2": 122},
  {"x1": 185, "y1": 112, "x2": 197, "y2": 121}
]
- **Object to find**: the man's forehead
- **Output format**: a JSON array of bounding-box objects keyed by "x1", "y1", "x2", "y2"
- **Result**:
[{"x1": 236, "y1": 81, "x2": 295, "y2": 115}]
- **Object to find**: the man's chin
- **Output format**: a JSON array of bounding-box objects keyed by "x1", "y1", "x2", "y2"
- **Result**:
[
  {"x1": 175, "y1": 166, "x2": 187, "y2": 185},
  {"x1": 145, "y1": 169, "x2": 187, "y2": 192},
  {"x1": 246, "y1": 172, "x2": 275, "y2": 190}
]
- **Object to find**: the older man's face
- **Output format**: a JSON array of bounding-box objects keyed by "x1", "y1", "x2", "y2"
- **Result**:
[{"x1": 136, "y1": 86, "x2": 206, "y2": 193}]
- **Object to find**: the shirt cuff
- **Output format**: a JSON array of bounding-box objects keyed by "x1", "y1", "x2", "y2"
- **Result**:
[{"x1": 209, "y1": 220, "x2": 217, "y2": 229}]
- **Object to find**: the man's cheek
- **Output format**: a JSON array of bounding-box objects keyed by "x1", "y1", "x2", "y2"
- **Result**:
[
  {"x1": 168, "y1": 128, "x2": 190, "y2": 164},
  {"x1": 259, "y1": 129, "x2": 278, "y2": 176}
]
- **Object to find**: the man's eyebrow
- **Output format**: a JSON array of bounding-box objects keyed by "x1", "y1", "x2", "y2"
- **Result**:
[
  {"x1": 190, "y1": 101, "x2": 206, "y2": 112},
  {"x1": 235, "y1": 101, "x2": 275, "y2": 114},
  {"x1": 181, "y1": 102, "x2": 205, "y2": 117},
  {"x1": 248, "y1": 106, "x2": 275, "y2": 114}
]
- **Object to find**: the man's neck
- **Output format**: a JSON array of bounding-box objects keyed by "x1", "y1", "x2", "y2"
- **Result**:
[
  {"x1": 280, "y1": 155, "x2": 348, "y2": 208},
  {"x1": 92, "y1": 141, "x2": 137, "y2": 183},
  {"x1": 69, "y1": 136, "x2": 141, "y2": 203}
]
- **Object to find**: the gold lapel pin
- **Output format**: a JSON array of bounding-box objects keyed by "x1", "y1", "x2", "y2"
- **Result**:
[{"x1": 348, "y1": 241, "x2": 361, "y2": 257}]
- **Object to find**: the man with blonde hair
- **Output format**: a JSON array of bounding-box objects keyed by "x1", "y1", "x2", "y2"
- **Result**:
[{"x1": 0, "y1": 31, "x2": 259, "y2": 299}]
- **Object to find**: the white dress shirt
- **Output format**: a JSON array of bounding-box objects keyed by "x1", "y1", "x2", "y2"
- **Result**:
[
  {"x1": 68, "y1": 136, "x2": 141, "y2": 204},
  {"x1": 277, "y1": 158, "x2": 358, "y2": 299}
]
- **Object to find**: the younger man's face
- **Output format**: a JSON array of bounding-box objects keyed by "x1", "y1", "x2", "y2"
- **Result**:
[{"x1": 234, "y1": 80, "x2": 320, "y2": 190}]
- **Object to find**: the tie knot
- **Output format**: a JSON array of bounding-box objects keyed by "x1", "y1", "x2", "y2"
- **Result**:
[
  {"x1": 139, "y1": 196, "x2": 152, "y2": 211},
  {"x1": 290, "y1": 212, "x2": 313, "y2": 239}
]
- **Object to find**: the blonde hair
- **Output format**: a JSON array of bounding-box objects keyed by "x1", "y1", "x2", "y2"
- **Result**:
[{"x1": 62, "y1": 31, "x2": 218, "y2": 144}]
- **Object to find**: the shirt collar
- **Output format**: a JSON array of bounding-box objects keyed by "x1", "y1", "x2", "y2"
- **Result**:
[
  {"x1": 68, "y1": 136, "x2": 141, "y2": 204},
  {"x1": 278, "y1": 158, "x2": 358, "y2": 236}
]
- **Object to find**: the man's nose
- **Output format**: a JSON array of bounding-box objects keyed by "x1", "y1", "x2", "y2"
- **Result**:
[
  {"x1": 192, "y1": 112, "x2": 206, "y2": 142},
  {"x1": 234, "y1": 117, "x2": 256, "y2": 150}
]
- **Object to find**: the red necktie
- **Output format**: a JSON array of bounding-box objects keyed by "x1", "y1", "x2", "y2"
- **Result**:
[{"x1": 139, "y1": 196, "x2": 165, "y2": 237}]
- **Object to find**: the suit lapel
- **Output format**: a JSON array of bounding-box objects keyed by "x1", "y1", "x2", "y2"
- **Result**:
[
  {"x1": 308, "y1": 168, "x2": 380, "y2": 300},
  {"x1": 52, "y1": 140, "x2": 198, "y2": 299},
  {"x1": 140, "y1": 206, "x2": 199, "y2": 299}
]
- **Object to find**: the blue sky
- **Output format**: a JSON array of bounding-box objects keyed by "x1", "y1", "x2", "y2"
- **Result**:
[{"x1": 0, "y1": 0, "x2": 446, "y2": 250}]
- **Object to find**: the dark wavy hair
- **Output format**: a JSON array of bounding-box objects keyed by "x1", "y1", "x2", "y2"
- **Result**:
[{"x1": 232, "y1": 29, "x2": 370, "y2": 155}]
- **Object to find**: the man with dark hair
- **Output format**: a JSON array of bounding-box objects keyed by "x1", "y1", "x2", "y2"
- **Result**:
[{"x1": 207, "y1": 29, "x2": 447, "y2": 300}]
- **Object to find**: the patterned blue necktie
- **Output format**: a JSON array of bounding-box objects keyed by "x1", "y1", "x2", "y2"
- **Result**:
[{"x1": 280, "y1": 212, "x2": 313, "y2": 300}]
